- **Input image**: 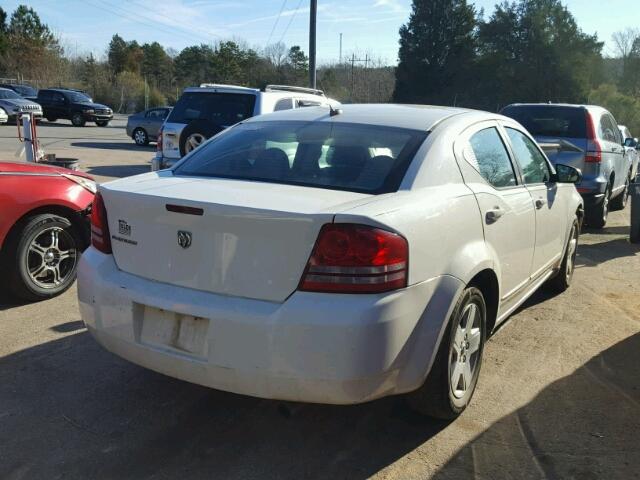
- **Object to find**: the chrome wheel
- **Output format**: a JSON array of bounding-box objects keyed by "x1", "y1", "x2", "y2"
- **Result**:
[
  {"x1": 449, "y1": 302, "x2": 482, "y2": 399},
  {"x1": 134, "y1": 128, "x2": 148, "y2": 145},
  {"x1": 602, "y1": 188, "x2": 609, "y2": 222},
  {"x1": 27, "y1": 227, "x2": 77, "y2": 289},
  {"x1": 184, "y1": 133, "x2": 206, "y2": 153}
]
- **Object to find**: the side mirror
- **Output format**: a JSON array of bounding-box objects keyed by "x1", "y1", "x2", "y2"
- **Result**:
[
  {"x1": 552, "y1": 164, "x2": 582, "y2": 184},
  {"x1": 624, "y1": 137, "x2": 638, "y2": 148}
]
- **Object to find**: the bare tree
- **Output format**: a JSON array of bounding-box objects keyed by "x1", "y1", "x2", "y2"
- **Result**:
[
  {"x1": 612, "y1": 28, "x2": 640, "y2": 59},
  {"x1": 264, "y1": 42, "x2": 287, "y2": 69}
]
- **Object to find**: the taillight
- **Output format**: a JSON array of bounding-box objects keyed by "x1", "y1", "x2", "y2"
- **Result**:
[
  {"x1": 90, "y1": 192, "x2": 112, "y2": 254},
  {"x1": 299, "y1": 224, "x2": 408, "y2": 293},
  {"x1": 585, "y1": 111, "x2": 602, "y2": 163}
]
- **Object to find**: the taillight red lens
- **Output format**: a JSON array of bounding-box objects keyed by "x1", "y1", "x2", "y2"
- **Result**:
[
  {"x1": 299, "y1": 224, "x2": 408, "y2": 293},
  {"x1": 156, "y1": 129, "x2": 163, "y2": 153},
  {"x1": 90, "y1": 192, "x2": 112, "y2": 254},
  {"x1": 585, "y1": 111, "x2": 602, "y2": 163}
]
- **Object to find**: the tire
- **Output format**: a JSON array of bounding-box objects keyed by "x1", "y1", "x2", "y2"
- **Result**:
[
  {"x1": 46, "y1": 116, "x2": 57, "y2": 122},
  {"x1": 178, "y1": 120, "x2": 222, "y2": 157},
  {"x1": 546, "y1": 219, "x2": 579, "y2": 293},
  {"x1": 586, "y1": 183, "x2": 610, "y2": 229},
  {"x1": 3, "y1": 214, "x2": 82, "y2": 301},
  {"x1": 408, "y1": 286, "x2": 486, "y2": 419},
  {"x1": 610, "y1": 174, "x2": 630, "y2": 211},
  {"x1": 96, "y1": 120, "x2": 110, "y2": 127},
  {"x1": 133, "y1": 127, "x2": 149, "y2": 146},
  {"x1": 71, "y1": 112, "x2": 86, "y2": 127}
]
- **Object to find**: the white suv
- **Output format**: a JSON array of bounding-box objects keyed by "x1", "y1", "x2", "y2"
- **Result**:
[{"x1": 151, "y1": 84, "x2": 338, "y2": 171}]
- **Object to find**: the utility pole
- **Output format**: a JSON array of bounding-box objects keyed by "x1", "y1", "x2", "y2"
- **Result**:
[
  {"x1": 339, "y1": 33, "x2": 343, "y2": 64},
  {"x1": 309, "y1": 0, "x2": 317, "y2": 89}
]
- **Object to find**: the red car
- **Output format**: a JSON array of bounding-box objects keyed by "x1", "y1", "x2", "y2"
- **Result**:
[{"x1": 0, "y1": 161, "x2": 95, "y2": 300}]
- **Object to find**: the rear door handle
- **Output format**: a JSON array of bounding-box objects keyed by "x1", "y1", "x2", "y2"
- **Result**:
[
  {"x1": 535, "y1": 198, "x2": 546, "y2": 209},
  {"x1": 486, "y1": 208, "x2": 504, "y2": 224}
]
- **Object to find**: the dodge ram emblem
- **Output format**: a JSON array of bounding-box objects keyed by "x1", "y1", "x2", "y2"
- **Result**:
[{"x1": 177, "y1": 231, "x2": 192, "y2": 249}]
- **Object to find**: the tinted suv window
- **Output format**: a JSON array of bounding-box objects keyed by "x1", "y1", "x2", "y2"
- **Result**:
[
  {"x1": 167, "y1": 92, "x2": 256, "y2": 126},
  {"x1": 505, "y1": 128, "x2": 550, "y2": 184},
  {"x1": 501, "y1": 106, "x2": 586, "y2": 138},
  {"x1": 174, "y1": 121, "x2": 427, "y2": 194},
  {"x1": 466, "y1": 127, "x2": 517, "y2": 188}
]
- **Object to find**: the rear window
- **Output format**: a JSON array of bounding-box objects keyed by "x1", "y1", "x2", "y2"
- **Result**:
[
  {"x1": 167, "y1": 92, "x2": 256, "y2": 127},
  {"x1": 501, "y1": 106, "x2": 586, "y2": 139},
  {"x1": 174, "y1": 121, "x2": 427, "y2": 194}
]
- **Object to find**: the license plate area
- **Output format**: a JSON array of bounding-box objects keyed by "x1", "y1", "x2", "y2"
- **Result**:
[{"x1": 134, "y1": 304, "x2": 209, "y2": 360}]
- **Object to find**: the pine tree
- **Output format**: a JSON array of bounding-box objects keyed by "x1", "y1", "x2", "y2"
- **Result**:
[{"x1": 394, "y1": 0, "x2": 477, "y2": 105}]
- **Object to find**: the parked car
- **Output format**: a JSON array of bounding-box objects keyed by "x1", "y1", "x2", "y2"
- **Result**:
[
  {"x1": 0, "y1": 83, "x2": 38, "y2": 101},
  {"x1": 501, "y1": 103, "x2": 632, "y2": 228},
  {"x1": 0, "y1": 87, "x2": 43, "y2": 123},
  {"x1": 152, "y1": 84, "x2": 339, "y2": 170},
  {"x1": 0, "y1": 161, "x2": 96, "y2": 301},
  {"x1": 619, "y1": 124, "x2": 639, "y2": 180},
  {"x1": 36, "y1": 88, "x2": 113, "y2": 127},
  {"x1": 0, "y1": 107, "x2": 7, "y2": 124},
  {"x1": 79, "y1": 104, "x2": 583, "y2": 419},
  {"x1": 126, "y1": 107, "x2": 172, "y2": 146}
]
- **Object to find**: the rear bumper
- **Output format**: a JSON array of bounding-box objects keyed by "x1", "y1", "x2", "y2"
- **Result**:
[
  {"x1": 78, "y1": 248, "x2": 462, "y2": 404},
  {"x1": 150, "y1": 155, "x2": 179, "y2": 171}
]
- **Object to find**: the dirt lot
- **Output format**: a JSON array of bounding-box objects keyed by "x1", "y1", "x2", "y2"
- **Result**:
[{"x1": 0, "y1": 120, "x2": 639, "y2": 479}]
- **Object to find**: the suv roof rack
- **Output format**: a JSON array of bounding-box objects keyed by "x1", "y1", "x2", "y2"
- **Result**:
[
  {"x1": 264, "y1": 85, "x2": 325, "y2": 97},
  {"x1": 198, "y1": 83, "x2": 259, "y2": 91}
]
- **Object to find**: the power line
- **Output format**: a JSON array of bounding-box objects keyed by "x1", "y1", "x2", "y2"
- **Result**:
[
  {"x1": 266, "y1": 0, "x2": 288, "y2": 46},
  {"x1": 277, "y1": 0, "x2": 304, "y2": 45}
]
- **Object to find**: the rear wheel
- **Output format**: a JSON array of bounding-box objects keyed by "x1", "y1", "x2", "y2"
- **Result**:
[
  {"x1": 610, "y1": 174, "x2": 630, "y2": 211},
  {"x1": 3, "y1": 214, "x2": 81, "y2": 301},
  {"x1": 71, "y1": 112, "x2": 86, "y2": 127},
  {"x1": 408, "y1": 286, "x2": 486, "y2": 419},
  {"x1": 546, "y1": 219, "x2": 579, "y2": 293},
  {"x1": 586, "y1": 183, "x2": 610, "y2": 229}
]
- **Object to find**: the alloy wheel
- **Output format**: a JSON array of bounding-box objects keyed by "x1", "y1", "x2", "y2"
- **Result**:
[
  {"x1": 185, "y1": 133, "x2": 206, "y2": 153},
  {"x1": 27, "y1": 227, "x2": 77, "y2": 289},
  {"x1": 134, "y1": 129, "x2": 147, "y2": 145},
  {"x1": 448, "y1": 302, "x2": 482, "y2": 399},
  {"x1": 565, "y1": 225, "x2": 578, "y2": 282}
]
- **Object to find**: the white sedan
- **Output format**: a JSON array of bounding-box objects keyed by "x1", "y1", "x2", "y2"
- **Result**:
[{"x1": 78, "y1": 104, "x2": 583, "y2": 419}]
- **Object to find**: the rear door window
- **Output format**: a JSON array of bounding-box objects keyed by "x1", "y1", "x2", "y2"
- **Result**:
[
  {"x1": 501, "y1": 106, "x2": 586, "y2": 139},
  {"x1": 167, "y1": 92, "x2": 256, "y2": 127},
  {"x1": 466, "y1": 127, "x2": 517, "y2": 188},
  {"x1": 505, "y1": 128, "x2": 551, "y2": 184}
]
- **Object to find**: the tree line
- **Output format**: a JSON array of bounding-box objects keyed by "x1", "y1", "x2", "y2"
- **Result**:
[{"x1": 0, "y1": 1, "x2": 639, "y2": 134}]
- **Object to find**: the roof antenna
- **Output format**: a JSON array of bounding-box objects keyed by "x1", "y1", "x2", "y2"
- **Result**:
[{"x1": 329, "y1": 103, "x2": 342, "y2": 117}]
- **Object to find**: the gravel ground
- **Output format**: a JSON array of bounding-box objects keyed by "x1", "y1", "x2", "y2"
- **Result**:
[{"x1": 0, "y1": 119, "x2": 639, "y2": 479}]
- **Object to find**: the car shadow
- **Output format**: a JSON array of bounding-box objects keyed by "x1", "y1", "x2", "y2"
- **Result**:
[
  {"x1": 37, "y1": 121, "x2": 125, "y2": 129},
  {"x1": 576, "y1": 237, "x2": 640, "y2": 268},
  {"x1": 432, "y1": 332, "x2": 640, "y2": 479},
  {"x1": 0, "y1": 330, "x2": 449, "y2": 480},
  {"x1": 85, "y1": 164, "x2": 151, "y2": 178},
  {"x1": 71, "y1": 141, "x2": 154, "y2": 152}
]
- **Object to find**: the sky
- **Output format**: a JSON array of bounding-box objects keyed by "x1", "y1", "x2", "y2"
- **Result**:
[{"x1": 2, "y1": 0, "x2": 637, "y2": 64}]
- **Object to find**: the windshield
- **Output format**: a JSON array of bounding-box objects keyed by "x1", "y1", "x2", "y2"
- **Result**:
[
  {"x1": 13, "y1": 85, "x2": 37, "y2": 97},
  {"x1": 501, "y1": 105, "x2": 587, "y2": 139},
  {"x1": 174, "y1": 121, "x2": 427, "y2": 194},
  {"x1": 67, "y1": 91, "x2": 92, "y2": 103},
  {"x1": 167, "y1": 92, "x2": 256, "y2": 126},
  {"x1": 0, "y1": 89, "x2": 21, "y2": 100}
]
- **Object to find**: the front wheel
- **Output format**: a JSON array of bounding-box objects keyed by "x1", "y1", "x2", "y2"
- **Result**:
[
  {"x1": 71, "y1": 112, "x2": 86, "y2": 127},
  {"x1": 3, "y1": 214, "x2": 82, "y2": 301},
  {"x1": 408, "y1": 286, "x2": 486, "y2": 419},
  {"x1": 96, "y1": 120, "x2": 110, "y2": 127},
  {"x1": 46, "y1": 116, "x2": 57, "y2": 122},
  {"x1": 133, "y1": 127, "x2": 149, "y2": 146},
  {"x1": 546, "y1": 219, "x2": 579, "y2": 293},
  {"x1": 610, "y1": 175, "x2": 630, "y2": 211}
]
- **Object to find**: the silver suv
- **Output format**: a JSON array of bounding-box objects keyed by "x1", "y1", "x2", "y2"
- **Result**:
[
  {"x1": 152, "y1": 84, "x2": 339, "y2": 171},
  {"x1": 501, "y1": 103, "x2": 633, "y2": 228}
]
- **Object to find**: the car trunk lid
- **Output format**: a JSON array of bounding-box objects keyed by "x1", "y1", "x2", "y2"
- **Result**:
[{"x1": 100, "y1": 175, "x2": 371, "y2": 302}]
